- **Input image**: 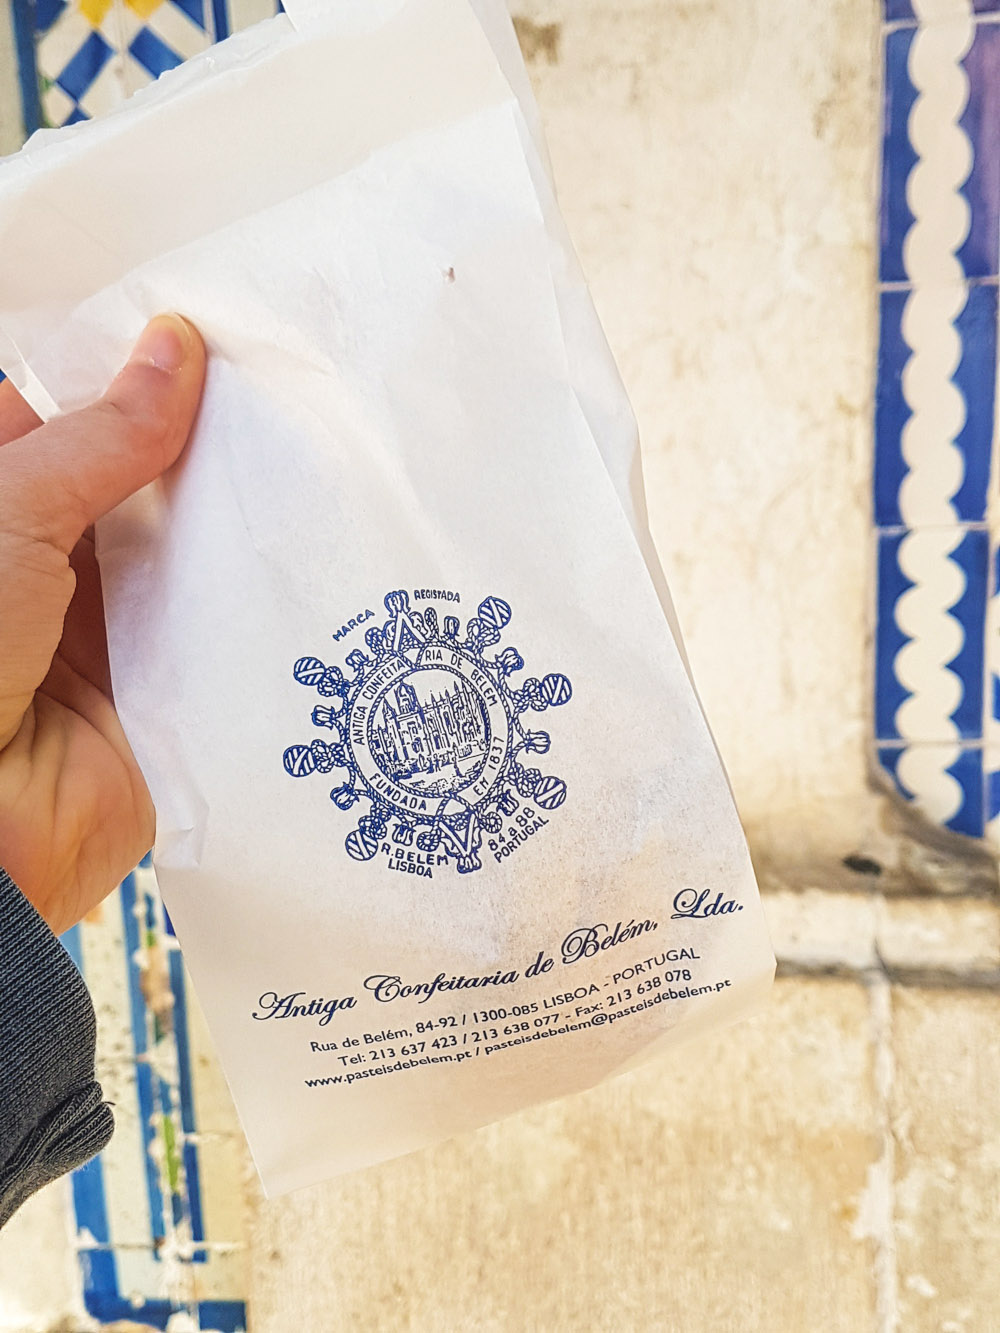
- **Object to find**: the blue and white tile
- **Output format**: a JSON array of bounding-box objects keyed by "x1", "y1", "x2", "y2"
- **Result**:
[
  {"x1": 66, "y1": 898, "x2": 153, "y2": 1249},
  {"x1": 879, "y1": 8, "x2": 1000, "y2": 287},
  {"x1": 39, "y1": 18, "x2": 116, "y2": 125},
  {"x1": 16, "y1": 0, "x2": 281, "y2": 134},
  {"x1": 957, "y1": 19, "x2": 1000, "y2": 279},
  {"x1": 66, "y1": 866, "x2": 249, "y2": 1329},
  {"x1": 75, "y1": 48, "x2": 147, "y2": 120},
  {"x1": 875, "y1": 282, "x2": 997, "y2": 526},
  {"x1": 887, "y1": 2, "x2": 1000, "y2": 24},
  {"x1": 130, "y1": 0, "x2": 215, "y2": 78},
  {"x1": 874, "y1": 0, "x2": 1000, "y2": 843},
  {"x1": 879, "y1": 741, "x2": 985, "y2": 837},
  {"x1": 880, "y1": 25, "x2": 921, "y2": 282},
  {"x1": 31, "y1": 1, "x2": 216, "y2": 128},
  {"x1": 882, "y1": 10, "x2": 1000, "y2": 285},
  {"x1": 875, "y1": 526, "x2": 988, "y2": 744},
  {"x1": 39, "y1": 79, "x2": 77, "y2": 131},
  {"x1": 874, "y1": 523, "x2": 988, "y2": 833},
  {"x1": 36, "y1": 7, "x2": 129, "y2": 126}
]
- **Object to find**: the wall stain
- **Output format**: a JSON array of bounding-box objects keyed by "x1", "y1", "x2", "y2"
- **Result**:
[
  {"x1": 843, "y1": 853, "x2": 883, "y2": 877},
  {"x1": 513, "y1": 16, "x2": 562, "y2": 64}
]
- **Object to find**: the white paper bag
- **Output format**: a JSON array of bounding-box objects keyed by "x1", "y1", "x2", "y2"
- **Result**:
[{"x1": 0, "y1": 0, "x2": 773, "y2": 1194}]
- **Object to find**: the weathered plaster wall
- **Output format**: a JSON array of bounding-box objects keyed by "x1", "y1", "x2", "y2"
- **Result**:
[{"x1": 512, "y1": 0, "x2": 881, "y2": 874}]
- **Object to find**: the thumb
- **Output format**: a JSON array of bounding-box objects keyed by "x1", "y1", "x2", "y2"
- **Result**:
[{"x1": 0, "y1": 314, "x2": 206, "y2": 554}]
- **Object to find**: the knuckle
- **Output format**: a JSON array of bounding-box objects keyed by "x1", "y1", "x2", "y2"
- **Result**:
[
  {"x1": 99, "y1": 375, "x2": 175, "y2": 458},
  {"x1": 0, "y1": 523, "x2": 71, "y2": 586},
  {"x1": 98, "y1": 388, "x2": 167, "y2": 441}
]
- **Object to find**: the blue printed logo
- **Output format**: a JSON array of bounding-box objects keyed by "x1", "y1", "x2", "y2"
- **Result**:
[{"x1": 283, "y1": 591, "x2": 572, "y2": 875}]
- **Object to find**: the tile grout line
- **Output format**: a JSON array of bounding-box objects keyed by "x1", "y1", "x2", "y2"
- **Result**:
[
  {"x1": 767, "y1": 878, "x2": 1000, "y2": 988},
  {"x1": 984, "y1": 263, "x2": 1000, "y2": 837},
  {"x1": 878, "y1": 276, "x2": 1000, "y2": 290},
  {"x1": 867, "y1": 970, "x2": 900, "y2": 1333},
  {"x1": 875, "y1": 523, "x2": 991, "y2": 534},
  {"x1": 777, "y1": 960, "x2": 1000, "y2": 989},
  {"x1": 983, "y1": 524, "x2": 993, "y2": 836},
  {"x1": 873, "y1": 739, "x2": 986, "y2": 747},
  {"x1": 765, "y1": 879, "x2": 998, "y2": 901},
  {"x1": 885, "y1": 10, "x2": 1000, "y2": 32}
]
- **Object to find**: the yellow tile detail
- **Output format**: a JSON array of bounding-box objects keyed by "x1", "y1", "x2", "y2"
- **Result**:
[
  {"x1": 77, "y1": 0, "x2": 113, "y2": 25},
  {"x1": 77, "y1": 0, "x2": 166, "y2": 27},
  {"x1": 125, "y1": 0, "x2": 168, "y2": 19}
]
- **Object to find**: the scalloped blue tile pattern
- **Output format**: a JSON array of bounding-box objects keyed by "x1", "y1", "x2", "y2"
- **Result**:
[{"x1": 874, "y1": 2, "x2": 1000, "y2": 841}]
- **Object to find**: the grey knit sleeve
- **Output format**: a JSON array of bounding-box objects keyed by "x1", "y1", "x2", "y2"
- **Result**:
[{"x1": 0, "y1": 868, "x2": 114, "y2": 1227}]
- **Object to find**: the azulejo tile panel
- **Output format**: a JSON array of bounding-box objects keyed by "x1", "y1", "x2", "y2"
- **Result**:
[
  {"x1": 875, "y1": 0, "x2": 1000, "y2": 844},
  {"x1": 64, "y1": 865, "x2": 251, "y2": 1331},
  {"x1": 881, "y1": 19, "x2": 1000, "y2": 286},
  {"x1": 875, "y1": 283, "x2": 997, "y2": 527},
  {"x1": 8, "y1": 6, "x2": 277, "y2": 1326},
  {"x1": 10, "y1": 0, "x2": 277, "y2": 132},
  {"x1": 875, "y1": 526, "x2": 988, "y2": 744},
  {"x1": 879, "y1": 742, "x2": 985, "y2": 837}
]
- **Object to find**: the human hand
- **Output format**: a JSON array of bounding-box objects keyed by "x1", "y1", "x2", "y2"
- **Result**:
[{"x1": 0, "y1": 315, "x2": 206, "y2": 935}]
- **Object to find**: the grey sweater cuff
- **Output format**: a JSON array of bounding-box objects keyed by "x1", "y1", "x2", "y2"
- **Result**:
[{"x1": 0, "y1": 869, "x2": 114, "y2": 1227}]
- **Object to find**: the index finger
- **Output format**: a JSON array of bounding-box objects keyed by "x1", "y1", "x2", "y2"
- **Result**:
[{"x1": 0, "y1": 377, "x2": 42, "y2": 447}]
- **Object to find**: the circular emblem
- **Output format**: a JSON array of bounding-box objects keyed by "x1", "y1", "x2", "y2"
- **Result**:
[
  {"x1": 350, "y1": 653, "x2": 511, "y2": 810},
  {"x1": 282, "y1": 591, "x2": 573, "y2": 875}
]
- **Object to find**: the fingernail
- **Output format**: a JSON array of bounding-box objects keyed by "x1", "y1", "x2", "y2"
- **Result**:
[{"x1": 129, "y1": 313, "x2": 192, "y2": 373}]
